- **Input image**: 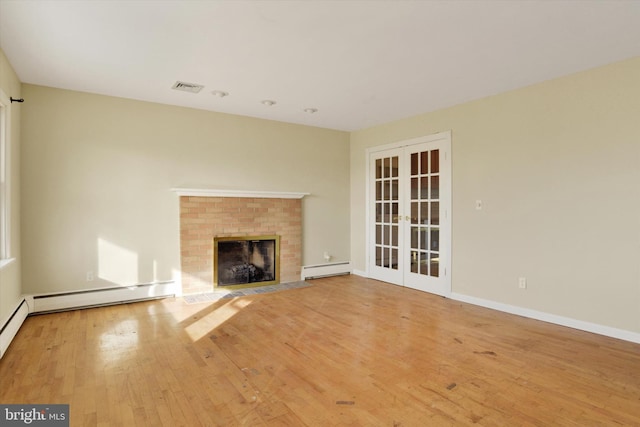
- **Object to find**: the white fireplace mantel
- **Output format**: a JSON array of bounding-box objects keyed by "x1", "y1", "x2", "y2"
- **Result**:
[{"x1": 172, "y1": 188, "x2": 310, "y2": 199}]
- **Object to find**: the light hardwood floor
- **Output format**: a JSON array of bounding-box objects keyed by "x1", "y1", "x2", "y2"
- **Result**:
[{"x1": 1, "y1": 275, "x2": 640, "y2": 426}]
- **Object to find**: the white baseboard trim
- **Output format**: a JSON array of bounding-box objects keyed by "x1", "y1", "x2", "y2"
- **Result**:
[
  {"x1": 31, "y1": 281, "x2": 178, "y2": 314},
  {"x1": 301, "y1": 262, "x2": 351, "y2": 280},
  {"x1": 0, "y1": 298, "x2": 29, "y2": 359},
  {"x1": 351, "y1": 269, "x2": 368, "y2": 278},
  {"x1": 451, "y1": 292, "x2": 640, "y2": 344}
]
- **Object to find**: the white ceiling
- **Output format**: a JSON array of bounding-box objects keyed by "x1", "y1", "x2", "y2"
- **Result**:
[{"x1": 1, "y1": 1, "x2": 639, "y2": 131}]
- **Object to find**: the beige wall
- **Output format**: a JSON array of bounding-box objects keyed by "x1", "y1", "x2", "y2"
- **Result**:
[
  {"x1": 351, "y1": 57, "x2": 640, "y2": 333},
  {"x1": 0, "y1": 49, "x2": 22, "y2": 325},
  {"x1": 21, "y1": 85, "x2": 350, "y2": 294}
]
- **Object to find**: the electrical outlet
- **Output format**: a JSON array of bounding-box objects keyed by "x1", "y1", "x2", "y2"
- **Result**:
[
  {"x1": 86, "y1": 271, "x2": 94, "y2": 282},
  {"x1": 518, "y1": 277, "x2": 527, "y2": 289}
]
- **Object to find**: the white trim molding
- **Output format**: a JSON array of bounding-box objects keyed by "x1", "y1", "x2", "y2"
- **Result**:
[
  {"x1": 0, "y1": 90, "x2": 12, "y2": 262},
  {"x1": 301, "y1": 262, "x2": 352, "y2": 280},
  {"x1": 31, "y1": 281, "x2": 178, "y2": 314},
  {"x1": 352, "y1": 269, "x2": 368, "y2": 278},
  {"x1": 451, "y1": 292, "x2": 640, "y2": 345},
  {"x1": 172, "y1": 188, "x2": 310, "y2": 199},
  {"x1": 0, "y1": 298, "x2": 29, "y2": 359}
]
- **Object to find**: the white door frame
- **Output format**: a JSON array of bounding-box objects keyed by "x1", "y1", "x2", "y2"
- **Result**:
[{"x1": 365, "y1": 130, "x2": 452, "y2": 296}]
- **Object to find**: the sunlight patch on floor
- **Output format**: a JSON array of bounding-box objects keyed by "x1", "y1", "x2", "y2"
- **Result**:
[{"x1": 185, "y1": 299, "x2": 252, "y2": 342}]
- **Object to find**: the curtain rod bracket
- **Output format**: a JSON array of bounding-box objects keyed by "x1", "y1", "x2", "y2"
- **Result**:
[{"x1": 10, "y1": 97, "x2": 24, "y2": 103}]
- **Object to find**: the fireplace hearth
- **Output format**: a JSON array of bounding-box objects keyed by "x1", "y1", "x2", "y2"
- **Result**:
[{"x1": 214, "y1": 235, "x2": 280, "y2": 288}]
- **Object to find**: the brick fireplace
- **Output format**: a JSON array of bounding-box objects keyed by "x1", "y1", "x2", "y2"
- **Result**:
[{"x1": 179, "y1": 194, "x2": 303, "y2": 295}]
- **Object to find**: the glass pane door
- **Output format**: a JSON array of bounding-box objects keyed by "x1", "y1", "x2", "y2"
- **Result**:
[
  {"x1": 403, "y1": 139, "x2": 449, "y2": 297},
  {"x1": 368, "y1": 132, "x2": 450, "y2": 296},
  {"x1": 409, "y1": 149, "x2": 439, "y2": 278},
  {"x1": 374, "y1": 155, "x2": 400, "y2": 271}
]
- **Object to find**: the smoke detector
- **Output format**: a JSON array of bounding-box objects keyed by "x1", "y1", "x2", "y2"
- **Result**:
[{"x1": 171, "y1": 81, "x2": 204, "y2": 93}]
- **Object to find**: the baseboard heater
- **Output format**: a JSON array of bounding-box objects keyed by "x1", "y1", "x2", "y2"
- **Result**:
[
  {"x1": 0, "y1": 299, "x2": 29, "y2": 359},
  {"x1": 301, "y1": 261, "x2": 352, "y2": 280},
  {"x1": 31, "y1": 281, "x2": 177, "y2": 314}
]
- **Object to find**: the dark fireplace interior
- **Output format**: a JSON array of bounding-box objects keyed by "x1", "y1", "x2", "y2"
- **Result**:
[{"x1": 214, "y1": 237, "x2": 278, "y2": 287}]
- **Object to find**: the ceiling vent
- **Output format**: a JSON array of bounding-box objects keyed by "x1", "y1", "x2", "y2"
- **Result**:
[{"x1": 171, "y1": 81, "x2": 204, "y2": 93}]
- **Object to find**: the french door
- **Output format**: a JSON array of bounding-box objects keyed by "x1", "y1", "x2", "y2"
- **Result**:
[{"x1": 368, "y1": 133, "x2": 451, "y2": 296}]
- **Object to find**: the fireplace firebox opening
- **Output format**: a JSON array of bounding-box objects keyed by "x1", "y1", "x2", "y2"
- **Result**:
[{"x1": 213, "y1": 235, "x2": 280, "y2": 289}]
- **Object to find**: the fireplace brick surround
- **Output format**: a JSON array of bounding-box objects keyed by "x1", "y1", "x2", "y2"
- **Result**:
[{"x1": 179, "y1": 196, "x2": 302, "y2": 295}]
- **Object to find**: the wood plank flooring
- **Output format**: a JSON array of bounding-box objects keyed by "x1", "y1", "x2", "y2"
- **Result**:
[{"x1": 1, "y1": 275, "x2": 640, "y2": 426}]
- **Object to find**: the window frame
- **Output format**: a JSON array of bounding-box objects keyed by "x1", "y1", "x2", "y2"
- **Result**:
[{"x1": 0, "y1": 90, "x2": 12, "y2": 266}]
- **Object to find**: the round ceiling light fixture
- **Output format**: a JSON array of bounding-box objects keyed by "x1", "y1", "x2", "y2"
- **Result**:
[
  {"x1": 303, "y1": 108, "x2": 318, "y2": 114},
  {"x1": 261, "y1": 100, "x2": 277, "y2": 106},
  {"x1": 212, "y1": 90, "x2": 229, "y2": 98}
]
